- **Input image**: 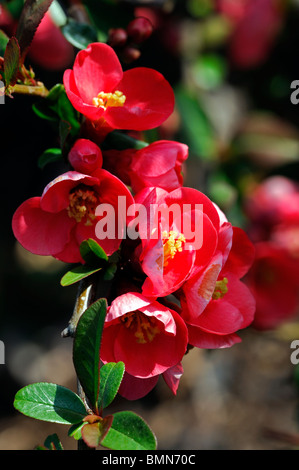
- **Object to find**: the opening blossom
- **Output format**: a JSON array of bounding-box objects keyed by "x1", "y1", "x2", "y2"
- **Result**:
[
  {"x1": 63, "y1": 42, "x2": 175, "y2": 136},
  {"x1": 12, "y1": 167, "x2": 134, "y2": 264},
  {"x1": 100, "y1": 293, "x2": 188, "y2": 389},
  {"x1": 132, "y1": 186, "x2": 221, "y2": 298}
]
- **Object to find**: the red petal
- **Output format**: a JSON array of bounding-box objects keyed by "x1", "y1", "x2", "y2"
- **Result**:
[
  {"x1": 118, "y1": 372, "x2": 158, "y2": 400},
  {"x1": 223, "y1": 226, "x2": 255, "y2": 279},
  {"x1": 188, "y1": 326, "x2": 242, "y2": 349},
  {"x1": 105, "y1": 67, "x2": 175, "y2": 130},
  {"x1": 63, "y1": 69, "x2": 105, "y2": 122},
  {"x1": 40, "y1": 171, "x2": 99, "y2": 213},
  {"x1": 12, "y1": 197, "x2": 75, "y2": 256},
  {"x1": 72, "y1": 42, "x2": 123, "y2": 104}
]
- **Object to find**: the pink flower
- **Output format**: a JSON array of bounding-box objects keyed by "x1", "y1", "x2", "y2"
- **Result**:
[
  {"x1": 100, "y1": 293, "x2": 188, "y2": 379},
  {"x1": 131, "y1": 186, "x2": 220, "y2": 297},
  {"x1": 12, "y1": 169, "x2": 134, "y2": 264},
  {"x1": 63, "y1": 42, "x2": 174, "y2": 136},
  {"x1": 103, "y1": 140, "x2": 188, "y2": 193},
  {"x1": 180, "y1": 223, "x2": 256, "y2": 348}
]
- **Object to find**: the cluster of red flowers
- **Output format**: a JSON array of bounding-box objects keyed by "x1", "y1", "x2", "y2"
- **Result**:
[
  {"x1": 244, "y1": 176, "x2": 299, "y2": 330},
  {"x1": 12, "y1": 43, "x2": 256, "y2": 400}
]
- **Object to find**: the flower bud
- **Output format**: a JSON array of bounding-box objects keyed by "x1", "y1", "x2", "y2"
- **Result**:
[
  {"x1": 121, "y1": 45, "x2": 141, "y2": 64},
  {"x1": 127, "y1": 17, "x2": 153, "y2": 44},
  {"x1": 108, "y1": 28, "x2": 128, "y2": 48},
  {"x1": 68, "y1": 139, "x2": 103, "y2": 175}
]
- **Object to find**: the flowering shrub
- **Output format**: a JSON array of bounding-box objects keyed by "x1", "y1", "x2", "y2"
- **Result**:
[{"x1": 3, "y1": 0, "x2": 299, "y2": 453}]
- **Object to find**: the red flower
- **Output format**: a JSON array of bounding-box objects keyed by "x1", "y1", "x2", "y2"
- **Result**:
[
  {"x1": 245, "y1": 242, "x2": 299, "y2": 330},
  {"x1": 63, "y1": 42, "x2": 174, "y2": 135},
  {"x1": 180, "y1": 222, "x2": 256, "y2": 348},
  {"x1": 103, "y1": 140, "x2": 188, "y2": 193},
  {"x1": 12, "y1": 169, "x2": 134, "y2": 263},
  {"x1": 131, "y1": 186, "x2": 220, "y2": 297},
  {"x1": 218, "y1": 0, "x2": 283, "y2": 69},
  {"x1": 245, "y1": 176, "x2": 299, "y2": 228},
  {"x1": 28, "y1": 12, "x2": 74, "y2": 71},
  {"x1": 100, "y1": 293, "x2": 188, "y2": 379}
]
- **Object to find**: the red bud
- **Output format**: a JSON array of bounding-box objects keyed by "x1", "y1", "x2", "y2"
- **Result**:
[{"x1": 127, "y1": 17, "x2": 153, "y2": 44}]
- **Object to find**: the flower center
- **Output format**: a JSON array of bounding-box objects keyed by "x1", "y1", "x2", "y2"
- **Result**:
[
  {"x1": 121, "y1": 310, "x2": 161, "y2": 344},
  {"x1": 67, "y1": 185, "x2": 98, "y2": 225},
  {"x1": 212, "y1": 277, "x2": 228, "y2": 300},
  {"x1": 92, "y1": 90, "x2": 126, "y2": 110},
  {"x1": 162, "y1": 230, "x2": 186, "y2": 267}
]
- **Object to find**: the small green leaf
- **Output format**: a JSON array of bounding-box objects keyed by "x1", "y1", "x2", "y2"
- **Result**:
[
  {"x1": 73, "y1": 298, "x2": 107, "y2": 411},
  {"x1": 38, "y1": 148, "x2": 62, "y2": 169},
  {"x1": 14, "y1": 383, "x2": 87, "y2": 424},
  {"x1": 103, "y1": 262, "x2": 117, "y2": 281},
  {"x1": 101, "y1": 411, "x2": 157, "y2": 450},
  {"x1": 80, "y1": 239, "x2": 109, "y2": 266},
  {"x1": 81, "y1": 415, "x2": 113, "y2": 448},
  {"x1": 68, "y1": 422, "x2": 84, "y2": 440},
  {"x1": 4, "y1": 37, "x2": 20, "y2": 87},
  {"x1": 0, "y1": 29, "x2": 9, "y2": 57},
  {"x1": 103, "y1": 131, "x2": 148, "y2": 151},
  {"x1": 62, "y1": 19, "x2": 98, "y2": 50},
  {"x1": 98, "y1": 362, "x2": 125, "y2": 410},
  {"x1": 60, "y1": 265, "x2": 102, "y2": 287},
  {"x1": 43, "y1": 433, "x2": 64, "y2": 450}
]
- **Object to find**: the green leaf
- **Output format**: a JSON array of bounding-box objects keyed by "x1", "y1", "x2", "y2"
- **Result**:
[
  {"x1": 42, "y1": 433, "x2": 64, "y2": 450},
  {"x1": 101, "y1": 411, "x2": 157, "y2": 450},
  {"x1": 81, "y1": 415, "x2": 113, "y2": 448},
  {"x1": 175, "y1": 85, "x2": 217, "y2": 161},
  {"x1": 103, "y1": 131, "x2": 148, "y2": 151},
  {"x1": 60, "y1": 265, "x2": 102, "y2": 287},
  {"x1": 14, "y1": 383, "x2": 87, "y2": 424},
  {"x1": 80, "y1": 239, "x2": 109, "y2": 266},
  {"x1": 68, "y1": 422, "x2": 85, "y2": 440},
  {"x1": 0, "y1": 29, "x2": 9, "y2": 57},
  {"x1": 98, "y1": 362, "x2": 125, "y2": 411},
  {"x1": 38, "y1": 148, "x2": 62, "y2": 169},
  {"x1": 62, "y1": 18, "x2": 98, "y2": 50},
  {"x1": 73, "y1": 298, "x2": 107, "y2": 411},
  {"x1": 103, "y1": 263, "x2": 117, "y2": 281},
  {"x1": 4, "y1": 37, "x2": 20, "y2": 87},
  {"x1": 15, "y1": 0, "x2": 54, "y2": 59}
]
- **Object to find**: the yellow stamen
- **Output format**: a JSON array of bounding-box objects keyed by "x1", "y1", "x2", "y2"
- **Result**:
[
  {"x1": 121, "y1": 310, "x2": 161, "y2": 344},
  {"x1": 212, "y1": 277, "x2": 228, "y2": 300},
  {"x1": 92, "y1": 90, "x2": 126, "y2": 110},
  {"x1": 67, "y1": 186, "x2": 98, "y2": 225},
  {"x1": 161, "y1": 230, "x2": 186, "y2": 267}
]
